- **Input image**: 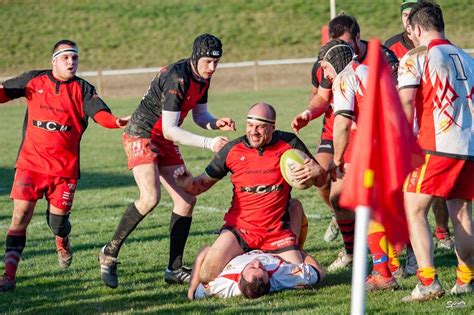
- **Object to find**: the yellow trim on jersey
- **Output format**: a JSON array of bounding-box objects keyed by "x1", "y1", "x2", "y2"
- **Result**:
[
  {"x1": 416, "y1": 154, "x2": 431, "y2": 193},
  {"x1": 403, "y1": 174, "x2": 410, "y2": 192}
]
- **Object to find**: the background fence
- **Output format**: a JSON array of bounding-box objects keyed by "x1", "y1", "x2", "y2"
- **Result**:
[{"x1": 2, "y1": 50, "x2": 473, "y2": 98}]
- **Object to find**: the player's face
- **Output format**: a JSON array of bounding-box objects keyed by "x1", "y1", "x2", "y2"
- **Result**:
[
  {"x1": 246, "y1": 120, "x2": 274, "y2": 148},
  {"x1": 406, "y1": 23, "x2": 421, "y2": 47},
  {"x1": 241, "y1": 259, "x2": 269, "y2": 284},
  {"x1": 401, "y1": 9, "x2": 411, "y2": 30},
  {"x1": 52, "y1": 45, "x2": 78, "y2": 81},
  {"x1": 320, "y1": 61, "x2": 337, "y2": 83},
  {"x1": 197, "y1": 57, "x2": 220, "y2": 79},
  {"x1": 336, "y1": 31, "x2": 359, "y2": 55}
]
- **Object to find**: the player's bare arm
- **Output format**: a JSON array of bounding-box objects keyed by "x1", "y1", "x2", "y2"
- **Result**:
[
  {"x1": 291, "y1": 86, "x2": 332, "y2": 133},
  {"x1": 329, "y1": 114, "x2": 352, "y2": 180},
  {"x1": 174, "y1": 166, "x2": 218, "y2": 195},
  {"x1": 302, "y1": 252, "x2": 326, "y2": 282},
  {"x1": 398, "y1": 87, "x2": 417, "y2": 126},
  {"x1": 188, "y1": 246, "x2": 210, "y2": 300}
]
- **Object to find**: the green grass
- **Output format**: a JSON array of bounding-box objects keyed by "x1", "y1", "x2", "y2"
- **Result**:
[
  {"x1": 1, "y1": 88, "x2": 472, "y2": 314},
  {"x1": 0, "y1": 0, "x2": 472, "y2": 75}
]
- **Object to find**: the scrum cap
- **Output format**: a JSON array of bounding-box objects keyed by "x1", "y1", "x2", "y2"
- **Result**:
[
  {"x1": 318, "y1": 39, "x2": 356, "y2": 74},
  {"x1": 191, "y1": 33, "x2": 223, "y2": 69}
]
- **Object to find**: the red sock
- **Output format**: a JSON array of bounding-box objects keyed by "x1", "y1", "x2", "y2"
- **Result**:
[
  {"x1": 368, "y1": 231, "x2": 391, "y2": 277},
  {"x1": 337, "y1": 219, "x2": 354, "y2": 255},
  {"x1": 434, "y1": 227, "x2": 449, "y2": 240}
]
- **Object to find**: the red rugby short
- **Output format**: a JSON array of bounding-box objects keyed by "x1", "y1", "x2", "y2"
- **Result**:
[
  {"x1": 10, "y1": 168, "x2": 77, "y2": 212},
  {"x1": 225, "y1": 225, "x2": 298, "y2": 252},
  {"x1": 123, "y1": 133, "x2": 184, "y2": 169},
  {"x1": 404, "y1": 154, "x2": 474, "y2": 200}
]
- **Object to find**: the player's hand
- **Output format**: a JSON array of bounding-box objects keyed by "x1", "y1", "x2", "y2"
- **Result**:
[
  {"x1": 187, "y1": 288, "x2": 196, "y2": 300},
  {"x1": 211, "y1": 136, "x2": 229, "y2": 152},
  {"x1": 327, "y1": 160, "x2": 346, "y2": 182},
  {"x1": 291, "y1": 111, "x2": 311, "y2": 134},
  {"x1": 173, "y1": 166, "x2": 193, "y2": 190},
  {"x1": 290, "y1": 159, "x2": 326, "y2": 187},
  {"x1": 116, "y1": 115, "x2": 131, "y2": 128},
  {"x1": 216, "y1": 117, "x2": 236, "y2": 131},
  {"x1": 351, "y1": 121, "x2": 357, "y2": 132}
]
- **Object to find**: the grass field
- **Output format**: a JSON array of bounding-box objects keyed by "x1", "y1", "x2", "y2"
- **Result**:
[
  {"x1": 1, "y1": 0, "x2": 473, "y2": 75},
  {"x1": 0, "y1": 88, "x2": 472, "y2": 314}
]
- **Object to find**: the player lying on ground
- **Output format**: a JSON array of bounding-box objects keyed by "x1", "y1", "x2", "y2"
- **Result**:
[{"x1": 188, "y1": 247, "x2": 325, "y2": 299}]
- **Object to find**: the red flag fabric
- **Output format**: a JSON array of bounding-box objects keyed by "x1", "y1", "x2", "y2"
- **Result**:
[{"x1": 339, "y1": 39, "x2": 424, "y2": 250}]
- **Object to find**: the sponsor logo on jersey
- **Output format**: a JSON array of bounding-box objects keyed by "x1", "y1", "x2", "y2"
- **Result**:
[
  {"x1": 240, "y1": 184, "x2": 283, "y2": 193},
  {"x1": 33, "y1": 120, "x2": 72, "y2": 132},
  {"x1": 38, "y1": 89, "x2": 44, "y2": 94}
]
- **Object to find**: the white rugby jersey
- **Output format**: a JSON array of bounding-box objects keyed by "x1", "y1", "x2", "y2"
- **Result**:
[
  {"x1": 398, "y1": 39, "x2": 474, "y2": 159},
  {"x1": 194, "y1": 250, "x2": 319, "y2": 299},
  {"x1": 332, "y1": 63, "x2": 369, "y2": 121}
]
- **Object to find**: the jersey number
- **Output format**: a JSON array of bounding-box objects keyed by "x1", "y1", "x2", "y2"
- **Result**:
[{"x1": 449, "y1": 54, "x2": 467, "y2": 80}]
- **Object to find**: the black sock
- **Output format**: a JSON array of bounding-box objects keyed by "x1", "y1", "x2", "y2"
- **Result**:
[
  {"x1": 5, "y1": 232, "x2": 26, "y2": 279},
  {"x1": 168, "y1": 213, "x2": 192, "y2": 270},
  {"x1": 104, "y1": 203, "x2": 145, "y2": 258}
]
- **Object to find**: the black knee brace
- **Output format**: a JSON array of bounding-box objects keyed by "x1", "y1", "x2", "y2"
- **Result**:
[{"x1": 48, "y1": 212, "x2": 71, "y2": 238}]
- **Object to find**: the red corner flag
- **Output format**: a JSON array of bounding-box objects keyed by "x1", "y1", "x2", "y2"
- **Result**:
[{"x1": 339, "y1": 39, "x2": 424, "y2": 249}]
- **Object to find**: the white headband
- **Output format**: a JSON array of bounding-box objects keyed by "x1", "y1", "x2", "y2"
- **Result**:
[
  {"x1": 247, "y1": 115, "x2": 275, "y2": 125},
  {"x1": 52, "y1": 47, "x2": 79, "y2": 61}
]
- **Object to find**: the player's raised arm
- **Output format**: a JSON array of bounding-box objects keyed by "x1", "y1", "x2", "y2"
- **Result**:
[{"x1": 291, "y1": 78, "x2": 332, "y2": 133}]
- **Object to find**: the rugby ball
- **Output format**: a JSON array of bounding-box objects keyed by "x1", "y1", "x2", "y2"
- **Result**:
[{"x1": 280, "y1": 149, "x2": 314, "y2": 190}]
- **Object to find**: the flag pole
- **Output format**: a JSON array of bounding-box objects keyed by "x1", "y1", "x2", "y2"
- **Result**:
[{"x1": 350, "y1": 205, "x2": 370, "y2": 315}]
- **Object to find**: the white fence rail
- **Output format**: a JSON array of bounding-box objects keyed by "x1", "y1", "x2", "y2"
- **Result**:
[{"x1": 2, "y1": 49, "x2": 473, "y2": 82}]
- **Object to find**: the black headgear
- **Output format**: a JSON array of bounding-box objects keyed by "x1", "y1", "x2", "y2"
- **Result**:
[
  {"x1": 191, "y1": 34, "x2": 223, "y2": 70},
  {"x1": 318, "y1": 39, "x2": 356, "y2": 74}
]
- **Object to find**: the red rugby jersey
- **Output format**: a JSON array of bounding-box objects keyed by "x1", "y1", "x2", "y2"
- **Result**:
[
  {"x1": 384, "y1": 32, "x2": 415, "y2": 60},
  {"x1": 2, "y1": 70, "x2": 111, "y2": 178},
  {"x1": 205, "y1": 131, "x2": 313, "y2": 232}
]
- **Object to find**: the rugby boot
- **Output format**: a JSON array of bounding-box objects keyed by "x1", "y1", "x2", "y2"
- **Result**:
[
  {"x1": 404, "y1": 246, "x2": 418, "y2": 276},
  {"x1": 450, "y1": 281, "x2": 473, "y2": 295},
  {"x1": 99, "y1": 245, "x2": 119, "y2": 289},
  {"x1": 56, "y1": 236, "x2": 73, "y2": 269},
  {"x1": 402, "y1": 277, "x2": 445, "y2": 302},
  {"x1": 165, "y1": 266, "x2": 192, "y2": 284},
  {"x1": 392, "y1": 266, "x2": 407, "y2": 280},
  {"x1": 323, "y1": 216, "x2": 340, "y2": 243},
  {"x1": 436, "y1": 235, "x2": 455, "y2": 251},
  {"x1": 365, "y1": 272, "x2": 399, "y2": 291},
  {"x1": 328, "y1": 251, "x2": 353, "y2": 272},
  {"x1": 0, "y1": 274, "x2": 16, "y2": 292}
]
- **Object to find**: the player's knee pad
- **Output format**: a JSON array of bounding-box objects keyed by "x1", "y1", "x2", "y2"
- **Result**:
[{"x1": 48, "y1": 213, "x2": 71, "y2": 237}]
